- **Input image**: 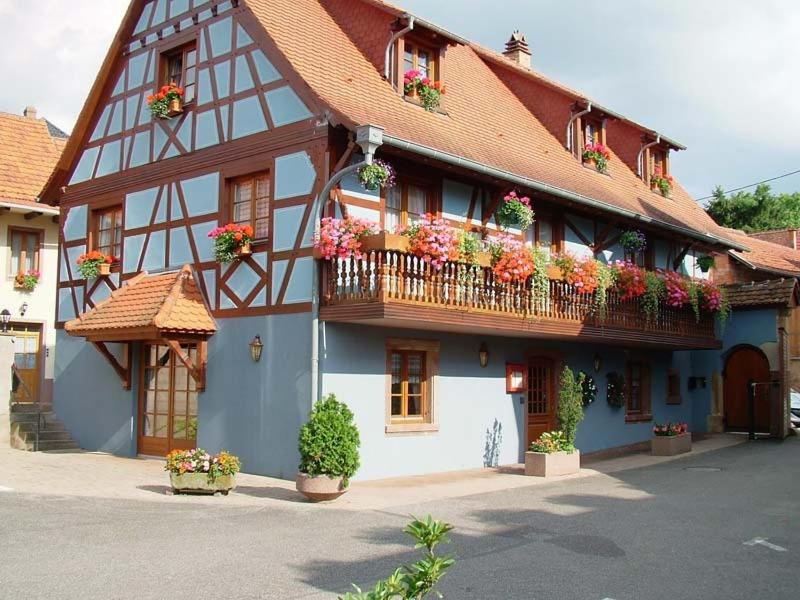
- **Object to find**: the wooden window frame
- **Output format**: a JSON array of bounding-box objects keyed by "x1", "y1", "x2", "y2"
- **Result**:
[
  {"x1": 402, "y1": 39, "x2": 439, "y2": 85},
  {"x1": 647, "y1": 148, "x2": 670, "y2": 185},
  {"x1": 385, "y1": 338, "x2": 440, "y2": 435},
  {"x1": 384, "y1": 175, "x2": 437, "y2": 229},
  {"x1": 625, "y1": 360, "x2": 652, "y2": 422},
  {"x1": 160, "y1": 41, "x2": 197, "y2": 105},
  {"x1": 228, "y1": 171, "x2": 271, "y2": 244},
  {"x1": 91, "y1": 205, "x2": 123, "y2": 264},
  {"x1": 7, "y1": 226, "x2": 42, "y2": 279},
  {"x1": 532, "y1": 213, "x2": 564, "y2": 254},
  {"x1": 666, "y1": 369, "x2": 682, "y2": 405},
  {"x1": 582, "y1": 116, "x2": 606, "y2": 148}
]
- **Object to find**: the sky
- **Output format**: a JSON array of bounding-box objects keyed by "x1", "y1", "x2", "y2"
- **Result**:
[{"x1": 1, "y1": 0, "x2": 798, "y2": 202}]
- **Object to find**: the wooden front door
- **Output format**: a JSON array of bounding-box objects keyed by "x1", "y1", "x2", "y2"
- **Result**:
[
  {"x1": 9, "y1": 324, "x2": 42, "y2": 403},
  {"x1": 723, "y1": 347, "x2": 771, "y2": 432},
  {"x1": 138, "y1": 343, "x2": 198, "y2": 456},
  {"x1": 527, "y1": 357, "x2": 557, "y2": 447}
]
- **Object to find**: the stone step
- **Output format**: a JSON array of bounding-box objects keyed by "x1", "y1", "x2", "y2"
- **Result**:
[
  {"x1": 14, "y1": 421, "x2": 70, "y2": 434},
  {"x1": 22, "y1": 431, "x2": 75, "y2": 442},
  {"x1": 34, "y1": 440, "x2": 81, "y2": 451},
  {"x1": 9, "y1": 412, "x2": 56, "y2": 423},
  {"x1": 10, "y1": 403, "x2": 52, "y2": 414}
]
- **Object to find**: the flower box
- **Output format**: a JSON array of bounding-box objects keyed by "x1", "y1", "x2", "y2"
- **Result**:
[
  {"x1": 546, "y1": 264, "x2": 563, "y2": 281},
  {"x1": 169, "y1": 472, "x2": 236, "y2": 495},
  {"x1": 167, "y1": 97, "x2": 183, "y2": 118},
  {"x1": 651, "y1": 433, "x2": 691, "y2": 456},
  {"x1": 236, "y1": 242, "x2": 252, "y2": 257},
  {"x1": 296, "y1": 472, "x2": 347, "y2": 502},
  {"x1": 524, "y1": 450, "x2": 580, "y2": 477},
  {"x1": 475, "y1": 251, "x2": 492, "y2": 269},
  {"x1": 360, "y1": 232, "x2": 410, "y2": 253}
]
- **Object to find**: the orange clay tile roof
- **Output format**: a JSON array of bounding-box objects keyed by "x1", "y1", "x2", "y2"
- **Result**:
[
  {"x1": 725, "y1": 278, "x2": 798, "y2": 308},
  {"x1": 65, "y1": 265, "x2": 217, "y2": 339},
  {"x1": 0, "y1": 110, "x2": 65, "y2": 205},
  {"x1": 721, "y1": 227, "x2": 800, "y2": 277},
  {"x1": 245, "y1": 0, "x2": 737, "y2": 247}
]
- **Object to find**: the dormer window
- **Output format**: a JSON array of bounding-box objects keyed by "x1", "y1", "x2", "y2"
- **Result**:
[
  {"x1": 648, "y1": 148, "x2": 673, "y2": 197},
  {"x1": 582, "y1": 116, "x2": 605, "y2": 148},
  {"x1": 404, "y1": 43, "x2": 436, "y2": 82}
]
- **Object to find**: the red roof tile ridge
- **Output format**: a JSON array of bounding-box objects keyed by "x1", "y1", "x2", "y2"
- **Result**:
[
  {"x1": 153, "y1": 265, "x2": 193, "y2": 329},
  {"x1": 64, "y1": 271, "x2": 151, "y2": 331}
]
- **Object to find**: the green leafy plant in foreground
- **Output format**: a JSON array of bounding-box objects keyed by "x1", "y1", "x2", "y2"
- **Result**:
[{"x1": 341, "y1": 516, "x2": 455, "y2": 600}]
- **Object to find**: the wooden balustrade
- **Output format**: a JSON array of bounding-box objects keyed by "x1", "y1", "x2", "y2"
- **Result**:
[{"x1": 320, "y1": 250, "x2": 717, "y2": 341}]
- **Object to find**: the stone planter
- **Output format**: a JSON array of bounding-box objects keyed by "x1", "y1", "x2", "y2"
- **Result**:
[
  {"x1": 524, "y1": 450, "x2": 580, "y2": 477},
  {"x1": 651, "y1": 433, "x2": 691, "y2": 456},
  {"x1": 296, "y1": 472, "x2": 347, "y2": 502},
  {"x1": 169, "y1": 472, "x2": 236, "y2": 495},
  {"x1": 360, "y1": 232, "x2": 410, "y2": 253}
]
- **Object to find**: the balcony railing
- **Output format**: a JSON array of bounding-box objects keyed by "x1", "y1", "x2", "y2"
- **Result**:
[{"x1": 320, "y1": 249, "x2": 718, "y2": 346}]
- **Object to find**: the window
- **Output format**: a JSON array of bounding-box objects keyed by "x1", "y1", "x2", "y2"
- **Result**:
[
  {"x1": 162, "y1": 43, "x2": 197, "y2": 103},
  {"x1": 582, "y1": 117, "x2": 604, "y2": 147},
  {"x1": 650, "y1": 149, "x2": 668, "y2": 179},
  {"x1": 403, "y1": 42, "x2": 437, "y2": 82},
  {"x1": 386, "y1": 338, "x2": 439, "y2": 434},
  {"x1": 231, "y1": 172, "x2": 270, "y2": 240},
  {"x1": 385, "y1": 179, "x2": 433, "y2": 230},
  {"x1": 526, "y1": 215, "x2": 563, "y2": 254},
  {"x1": 667, "y1": 369, "x2": 682, "y2": 405},
  {"x1": 93, "y1": 206, "x2": 123, "y2": 260},
  {"x1": 8, "y1": 228, "x2": 41, "y2": 277},
  {"x1": 626, "y1": 360, "x2": 652, "y2": 421}
]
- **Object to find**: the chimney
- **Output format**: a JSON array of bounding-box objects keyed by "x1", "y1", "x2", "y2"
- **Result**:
[
  {"x1": 23, "y1": 106, "x2": 38, "y2": 120},
  {"x1": 503, "y1": 31, "x2": 531, "y2": 69}
]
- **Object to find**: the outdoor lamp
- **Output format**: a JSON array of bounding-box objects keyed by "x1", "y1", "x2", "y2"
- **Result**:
[
  {"x1": 1, "y1": 309, "x2": 11, "y2": 333},
  {"x1": 593, "y1": 353, "x2": 602, "y2": 373},
  {"x1": 20, "y1": 302, "x2": 28, "y2": 317},
  {"x1": 249, "y1": 335, "x2": 264, "y2": 362},
  {"x1": 479, "y1": 342, "x2": 489, "y2": 368}
]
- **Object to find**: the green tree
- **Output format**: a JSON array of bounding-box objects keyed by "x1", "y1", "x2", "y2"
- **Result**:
[{"x1": 706, "y1": 184, "x2": 800, "y2": 232}]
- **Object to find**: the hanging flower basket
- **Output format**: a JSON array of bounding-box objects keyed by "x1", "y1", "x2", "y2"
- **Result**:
[
  {"x1": 403, "y1": 70, "x2": 446, "y2": 112},
  {"x1": 147, "y1": 83, "x2": 185, "y2": 120},
  {"x1": 650, "y1": 167, "x2": 674, "y2": 197},
  {"x1": 618, "y1": 229, "x2": 647, "y2": 254},
  {"x1": 497, "y1": 190, "x2": 534, "y2": 231},
  {"x1": 208, "y1": 224, "x2": 254, "y2": 264},
  {"x1": 582, "y1": 143, "x2": 611, "y2": 173},
  {"x1": 76, "y1": 251, "x2": 114, "y2": 279},
  {"x1": 697, "y1": 255, "x2": 715, "y2": 273},
  {"x1": 14, "y1": 269, "x2": 40, "y2": 291},
  {"x1": 357, "y1": 159, "x2": 396, "y2": 192}
]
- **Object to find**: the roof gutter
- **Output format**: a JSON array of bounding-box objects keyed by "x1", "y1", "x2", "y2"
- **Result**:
[
  {"x1": 0, "y1": 200, "x2": 59, "y2": 215},
  {"x1": 380, "y1": 133, "x2": 747, "y2": 251}
]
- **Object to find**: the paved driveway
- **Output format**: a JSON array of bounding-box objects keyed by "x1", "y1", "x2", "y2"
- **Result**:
[{"x1": 0, "y1": 437, "x2": 796, "y2": 599}]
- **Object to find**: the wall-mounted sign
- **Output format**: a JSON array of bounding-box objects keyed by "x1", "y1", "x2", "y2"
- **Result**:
[{"x1": 505, "y1": 363, "x2": 527, "y2": 393}]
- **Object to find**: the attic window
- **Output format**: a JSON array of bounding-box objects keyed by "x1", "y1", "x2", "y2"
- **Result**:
[
  {"x1": 647, "y1": 147, "x2": 673, "y2": 196},
  {"x1": 404, "y1": 42, "x2": 436, "y2": 82},
  {"x1": 582, "y1": 116, "x2": 605, "y2": 148},
  {"x1": 396, "y1": 36, "x2": 445, "y2": 112},
  {"x1": 161, "y1": 42, "x2": 197, "y2": 104}
]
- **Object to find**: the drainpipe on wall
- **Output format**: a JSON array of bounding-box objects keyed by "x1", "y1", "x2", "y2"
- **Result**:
[
  {"x1": 637, "y1": 134, "x2": 661, "y2": 178},
  {"x1": 565, "y1": 102, "x2": 592, "y2": 153},
  {"x1": 384, "y1": 14, "x2": 415, "y2": 85},
  {"x1": 309, "y1": 125, "x2": 385, "y2": 408}
]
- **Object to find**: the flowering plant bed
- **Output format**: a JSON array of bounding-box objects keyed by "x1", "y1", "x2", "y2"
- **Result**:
[
  {"x1": 165, "y1": 448, "x2": 241, "y2": 494},
  {"x1": 651, "y1": 424, "x2": 691, "y2": 456},
  {"x1": 497, "y1": 191, "x2": 534, "y2": 231},
  {"x1": 486, "y1": 234, "x2": 534, "y2": 283},
  {"x1": 357, "y1": 159, "x2": 396, "y2": 191},
  {"x1": 582, "y1": 142, "x2": 611, "y2": 173},
  {"x1": 663, "y1": 270, "x2": 692, "y2": 309},
  {"x1": 147, "y1": 83, "x2": 184, "y2": 119},
  {"x1": 403, "y1": 70, "x2": 446, "y2": 111},
  {"x1": 398, "y1": 214, "x2": 460, "y2": 270},
  {"x1": 14, "y1": 269, "x2": 40, "y2": 291},
  {"x1": 76, "y1": 251, "x2": 114, "y2": 278},
  {"x1": 618, "y1": 229, "x2": 647, "y2": 254},
  {"x1": 525, "y1": 432, "x2": 580, "y2": 477},
  {"x1": 554, "y1": 253, "x2": 599, "y2": 294},
  {"x1": 653, "y1": 422, "x2": 688, "y2": 436},
  {"x1": 209, "y1": 223, "x2": 254, "y2": 263},
  {"x1": 650, "y1": 167, "x2": 674, "y2": 197},
  {"x1": 697, "y1": 279, "x2": 730, "y2": 326},
  {"x1": 315, "y1": 217, "x2": 379, "y2": 261}
]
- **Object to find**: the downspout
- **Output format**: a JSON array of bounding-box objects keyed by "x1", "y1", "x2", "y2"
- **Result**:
[
  {"x1": 637, "y1": 134, "x2": 661, "y2": 178},
  {"x1": 565, "y1": 102, "x2": 592, "y2": 152},
  {"x1": 384, "y1": 15, "x2": 415, "y2": 85},
  {"x1": 310, "y1": 125, "x2": 385, "y2": 408}
]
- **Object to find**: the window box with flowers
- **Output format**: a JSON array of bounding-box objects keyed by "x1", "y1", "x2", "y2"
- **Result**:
[
  {"x1": 165, "y1": 448, "x2": 241, "y2": 495},
  {"x1": 612, "y1": 260, "x2": 646, "y2": 301},
  {"x1": 147, "y1": 83, "x2": 185, "y2": 120},
  {"x1": 76, "y1": 251, "x2": 115, "y2": 278},
  {"x1": 698, "y1": 280, "x2": 731, "y2": 328},
  {"x1": 650, "y1": 167, "x2": 674, "y2": 197},
  {"x1": 582, "y1": 143, "x2": 611, "y2": 173},
  {"x1": 403, "y1": 70, "x2": 446, "y2": 112},
  {"x1": 314, "y1": 217, "x2": 380, "y2": 260},
  {"x1": 497, "y1": 191, "x2": 534, "y2": 231},
  {"x1": 486, "y1": 234, "x2": 535, "y2": 283},
  {"x1": 398, "y1": 214, "x2": 460, "y2": 269},
  {"x1": 208, "y1": 224, "x2": 253, "y2": 264},
  {"x1": 13, "y1": 269, "x2": 40, "y2": 291},
  {"x1": 651, "y1": 422, "x2": 691, "y2": 456}
]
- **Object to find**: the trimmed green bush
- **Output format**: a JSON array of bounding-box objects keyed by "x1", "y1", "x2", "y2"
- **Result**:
[
  {"x1": 298, "y1": 394, "x2": 361, "y2": 486},
  {"x1": 557, "y1": 366, "x2": 585, "y2": 447}
]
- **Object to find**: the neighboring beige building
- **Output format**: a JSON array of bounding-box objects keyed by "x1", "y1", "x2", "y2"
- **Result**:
[{"x1": 0, "y1": 107, "x2": 66, "y2": 405}]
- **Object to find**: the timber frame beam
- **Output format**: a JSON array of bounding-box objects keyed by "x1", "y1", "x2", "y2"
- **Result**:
[
  {"x1": 166, "y1": 339, "x2": 208, "y2": 391},
  {"x1": 91, "y1": 342, "x2": 132, "y2": 389}
]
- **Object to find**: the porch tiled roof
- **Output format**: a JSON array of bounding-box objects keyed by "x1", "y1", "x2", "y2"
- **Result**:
[
  {"x1": 246, "y1": 0, "x2": 737, "y2": 247},
  {"x1": 725, "y1": 278, "x2": 797, "y2": 308},
  {"x1": 65, "y1": 265, "x2": 217, "y2": 339},
  {"x1": 722, "y1": 227, "x2": 800, "y2": 277},
  {"x1": 0, "y1": 110, "x2": 65, "y2": 205}
]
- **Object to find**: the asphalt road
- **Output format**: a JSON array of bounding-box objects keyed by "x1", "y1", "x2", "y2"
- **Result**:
[{"x1": 0, "y1": 437, "x2": 797, "y2": 599}]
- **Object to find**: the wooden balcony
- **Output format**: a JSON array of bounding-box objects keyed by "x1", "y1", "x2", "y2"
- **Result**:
[{"x1": 319, "y1": 250, "x2": 720, "y2": 349}]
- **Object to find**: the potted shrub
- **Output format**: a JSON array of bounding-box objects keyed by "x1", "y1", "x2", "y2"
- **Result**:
[
  {"x1": 403, "y1": 70, "x2": 446, "y2": 112},
  {"x1": 147, "y1": 83, "x2": 185, "y2": 119},
  {"x1": 650, "y1": 167, "x2": 674, "y2": 197},
  {"x1": 497, "y1": 191, "x2": 534, "y2": 231},
  {"x1": 314, "y1": 216, "x2": 379, "y2": 260},
  {"x1": 525, "y1": 366, "x2": 584, "y2": 477},
  {"x1": 697, "y1": 255, "x2": 715, "y2": 273},
  {"x1": 14, "y1": 269, "x2": 40, "y2": 291},
  {"x1": 357, "y1": 159, "x2": 396, "y2": 192},
  {"x1": 582, "y1": 142, "x2": 611, "y2": 173},
  {"x1": 76, "y1": 251, "x2": 114, "y2": 278},
  {"x1": 164, "y1": 448, "x2": 241, "y2": 495},
  {"x1": 208, "y1": 223, "x2": 253, "y2": 263},
  {"x1": 486, "y1": 234, "x2": 535, "y2": 283},
  {"x1": 296, "y1": 394, "x2": 360, "y2": 502},
  {"x1": 651, "y1": 422, "x2": 691, "y2": 456},
  {"x1": 398, "y1": 214, "x2": 459, "y2": 270}
]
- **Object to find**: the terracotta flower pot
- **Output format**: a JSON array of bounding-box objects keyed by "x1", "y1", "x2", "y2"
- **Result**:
[
  {"x1": 98, "y1": 262, "x2": 111, "y2": 276},
  {"x1": 236, "y1": 242, "x2": 252, "y2": 257},
  {"x1": 296, "y1": 472, "x2": 347, "y2": 502},
  {"x1": 651, "y1": 433, "x2": 691, "y2": 456},
  {"x1": 169, "y1": 472, "x2": 236, "y2": 495},
  {"x1": 524, "y1": 450, "x2": 580, "y2": 477},
  {"x1": 584, "y1": 156, "x2": 597, "y2": 170},
  {"x1": 167, "y1": 97, "x2": 183, "y2": 117}
]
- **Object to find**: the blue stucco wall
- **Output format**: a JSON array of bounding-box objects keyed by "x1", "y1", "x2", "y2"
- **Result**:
[{"x1": 321, "y1": 324, "x2": 700, "y2": 481}]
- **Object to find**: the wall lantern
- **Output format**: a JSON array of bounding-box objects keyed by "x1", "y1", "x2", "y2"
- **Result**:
[
  {"x1": 249, "y1": 335, "x2": 264, "y2": 362},
  {"x1": 0, "y1": 309, "x2": 11, "y2": 333},
  {"x1": 20, "y1": 302, "x2": 28, "y2": 317},
  {"x1": 478, "y1": 342, "x2": 489, "y2": 368},
  {"x1": 593, "y1": 353, "x2": 602, "y2": 373}
]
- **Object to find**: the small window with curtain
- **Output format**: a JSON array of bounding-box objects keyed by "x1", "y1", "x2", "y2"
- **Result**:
[
  {"x1": 404, "y1": 42, "x2": 437, "y2": 83},
  {"x1": 8, "y1": 228, "x2": 41, "y2": 278},
  {"x1": 386, "y1": 338, "x2": 439, "y2": 434},
  {"x1": 582, "y1": 117, "x2": 604, "y2": 148},
  {"x1": 93, "y1": 206, "x2": 123, "y2": 261},
  {"x1": 626, "y1": 360, "x2": 652, "y2": 421},
  {"x1": 162, "y1": 42, "x2": 197, "y2": 103},
  {"x1": 231, "y1": 172, "x2": 270, "y2": 241},
  {"x1": 385, "y1": 178, "x2": 433, "y2": 231}
]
